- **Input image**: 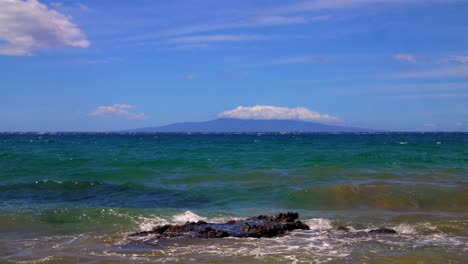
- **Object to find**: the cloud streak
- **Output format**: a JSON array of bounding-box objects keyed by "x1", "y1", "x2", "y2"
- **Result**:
[
  {"x1": 116, "y1": 9, "x2": 329, "y2": 46},
  {"x1": 271, "y1": 55, "x2": 331, "y2": 65},
  {"x1": 90, "y1": 104, "x2": 146, "y2": 120},
  {"x1": 0, "y1": 0, "x2": 89, "y2": 56},
  {"x1": 166, "y1": 34, "x2": 269, "y2": 44},
  {"x1": 246, "y1": 55, "x2": 332, "y2": 68},
  {"x1": 448, "y1": 56, "x2": 468, "y2": 65},
  {"x1": 393, "y1": 53, "x2": 417, "y2": 62},
  {"x1": 115, "y1": 0, "x2": 452, "y2": 49},
  {"x1": 218, "y1": 105, "x2": 339, "y2": 123},
  {"x1": 268, "y1": 0, "x2": 453, "y2": 15},
  {"x1": 393, "y1": 66, "x2": 468, "y2": 79}
]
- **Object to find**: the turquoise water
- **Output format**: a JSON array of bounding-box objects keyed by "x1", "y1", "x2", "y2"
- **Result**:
[{"x1": 1, "y1": 133, "x2": 467, "y2": 263}]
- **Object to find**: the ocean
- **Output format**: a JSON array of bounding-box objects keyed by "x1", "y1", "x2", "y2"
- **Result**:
[{"x1": 0, "y1": 133, "x2": 467, "y2": 263}]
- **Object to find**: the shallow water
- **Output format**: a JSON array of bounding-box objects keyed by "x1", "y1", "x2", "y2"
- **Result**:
[{"x1": 0, "y1": 133, "x2": 467, "y2": 263}]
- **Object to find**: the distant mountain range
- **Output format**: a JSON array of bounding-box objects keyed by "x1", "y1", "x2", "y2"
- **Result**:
[{"x1": 127, "y1": 118, "x2": 376, "y2": 133}]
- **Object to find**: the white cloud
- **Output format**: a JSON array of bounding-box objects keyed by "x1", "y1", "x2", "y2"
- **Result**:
[
  {"x1": 90, "y1": 104, "x2": 146, "y2": 120},
  {"x1": 184, "y1": 73, "x2": 194, "y2": 80},
  {"x1": 393, "y1": 53, "x2": 416, "y2": 62},
  {"x1": 0, "y1": 0, "x2": 89, "y2": 56},
  {"x1": 218, "y1": 105, "x2": 339, "y2": 123}
]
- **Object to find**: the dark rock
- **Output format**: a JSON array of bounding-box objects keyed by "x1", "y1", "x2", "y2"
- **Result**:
[
  {"x1": 368, "y1": 227, "x2": 397, "y2": 234},
  {"x1": 253, "y1": 212, "x2": 299, "y2": 223},
  {"x1": 129, "y1": 212, "x2": 309, "y2": 240},
  {"x1": 198, "y1": 227, "x2": 229, "y2": 238},
  {"x1": 226, "y1": 219, "x2": 236, "y2": 224},
  {"x1": 337, "y1": 226, "x2": 350, "y2": 231}
]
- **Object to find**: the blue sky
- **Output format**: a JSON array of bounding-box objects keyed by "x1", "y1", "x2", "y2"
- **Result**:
[{"x1": 1, "y1": 0, "x2": 467, "y2": 131}]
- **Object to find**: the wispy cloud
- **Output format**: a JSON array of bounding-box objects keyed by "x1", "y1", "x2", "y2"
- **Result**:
[
  {"x1": 353, "y1": 81, "x2": 468, "y2": 101},
  {"x1": 387, "y1": 53, "x2": 468, "y2": 79},
  {"x1": 378, "y1": 82, "x2": 468, "y2": 92},
  {"x1": 77, "y1": 3, "x2": 90, "y2": 12},
  {"x1": 398, "y1": 92, "x2": 468, "y2": 99},
  {"x1": 120, "y1": 14, "x2": 327, "y2": 44},
  {"x1": 246, "y1": 55, "x2": 332, "y2": 67},
  {"x1": 393, "y1": 53, "x2": 417, "y2": 63},
  {"x1": 245, "y1": 14, "x2": 330, "y2": 26},
  {"x1": 268, "y1": 0, "x2": 453, "y2": 15},
  {"x1": 165, "y1": 34, "x2": 269, "y2": 45},
  {"x1": 90, "y1": 104, "x2": 146, "y2": 120},
  {"x1": 0, "y1": 0, "x2": 89, "y2": 56},
  {"x1": 271, "y1": 55, "x2": 332, "y2": 65},
  {"x1": 71, "y1": 57, "x2": 123, "y2": 65},
  {"x1": 448, "y1": 56, "x2": 468, "y2": 65},
  {"x1": 218, "y1": 105, "x2": 340, "y2": 123},
  {"x1": 115, "y1": 7, "x2": 332, "y2": 47},
  {"x1": 114, "y1": 0, "x2": 452, "y2": 49},
  {"x1": 393, "y1": 66, "x2": 468, "y2": 79},
  {"x1": 248, "y1": 15, "x2": 308, "y2": 26},
  {"x1": 50, "y1": 2, "x2": 62, "y2": 8}
]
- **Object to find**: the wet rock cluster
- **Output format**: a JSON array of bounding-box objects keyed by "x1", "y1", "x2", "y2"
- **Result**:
[
  {"x1": 336, "y1": 226, "x2": 397, "y2": 237},
  {"x1": 130, "y1": 212, "x2": 309, "y2": 239},
  {"x1": 130, "y1": 212, "x2": 398, "y2": 240}
]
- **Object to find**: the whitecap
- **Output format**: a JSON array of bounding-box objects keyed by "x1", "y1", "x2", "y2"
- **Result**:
[
  {"x1": 393, "y1": 223, "x2": 416, "y2": 234},
  {"x1": 172, "y1": 211, "x2": 207, "y2": 224},
  {"x1": 138, "y1": 216, "x2": 170, "y2": 231},
  {"x1": 304, "y1": 218, "x2": 333, "y2": 230},
  {"x1": 15, "y1": 256, "x2": 57, "y2": 264}
]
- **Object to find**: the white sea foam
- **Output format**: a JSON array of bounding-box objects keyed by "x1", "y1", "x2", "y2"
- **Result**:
[
  {"x1": 209, "y1": 216, "x2": 243, "y2": 223},
  {"x1": 172, "y1": 211, "x2": 245, "y2": 224},
  {"x1": 393, "y1": 223, "x2": 417, "y2": 234},
  {"x1": 15, "y1": 256, "x2": 57, "y2": 264},
  {"x1": 418, "y1": 233, "x2": 465, "y2": 247},
  {"x1": 138, "y1": 216, "x2": 170, "y2": 231},
  {"x1": 126, "y1": 213, "x2": 468, "y2": 263},
  {"x1": 421, "y1": 222, "x2": 438, "y2": 231},
  {"x1": 51, "y1": 234, "x2": 83, "y2": 249},
  {"x1": 172, "y1": 211, "x2": 207, "y2": 223},
  {"x1": 304, "y1": 218, "x2": 333, "y2": 230}
]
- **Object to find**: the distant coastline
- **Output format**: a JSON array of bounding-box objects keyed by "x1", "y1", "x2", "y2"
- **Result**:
[{"x1": 124, "y1": 118, "x2": 379, "y2": 133}]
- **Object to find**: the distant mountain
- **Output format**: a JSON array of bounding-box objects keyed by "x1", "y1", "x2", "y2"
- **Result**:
[{"x1": 128, "y1": 118, "x2": 376, "y2": 133}]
